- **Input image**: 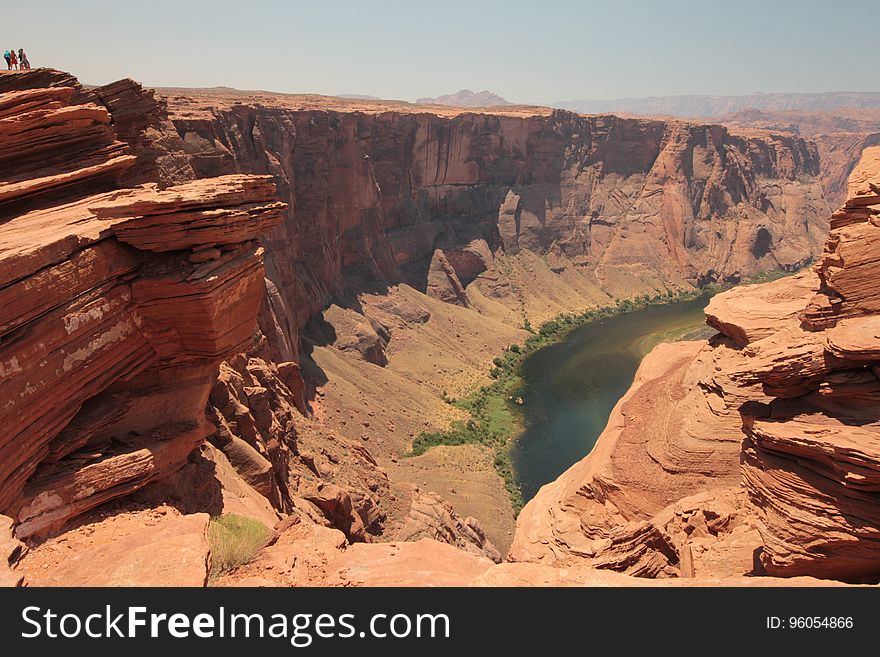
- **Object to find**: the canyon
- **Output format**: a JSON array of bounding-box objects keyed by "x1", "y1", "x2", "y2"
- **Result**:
[{"x1": 0, "y1": 67, "x2": 875, "y2": 586}]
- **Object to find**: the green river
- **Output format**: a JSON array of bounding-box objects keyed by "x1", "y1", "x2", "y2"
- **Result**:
[{"x1": 510, "y1": 295, "x2": 714, "y2": 502}]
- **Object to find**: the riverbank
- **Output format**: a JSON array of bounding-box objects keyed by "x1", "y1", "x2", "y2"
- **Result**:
[
  {"x1": 404, "y1": 265, "x2": 809, "y2": 512},
  {"x1": 405, "y1": 287, "x2": 716, "y2": 511}
]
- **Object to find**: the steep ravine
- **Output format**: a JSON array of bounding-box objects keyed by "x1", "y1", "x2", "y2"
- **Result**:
[
  {"x1": 159, "y1": 87, "x2": 835, "y2": 548},
  {"x1": 1, "y1": 68, "x2": 869, "y2": 586}
]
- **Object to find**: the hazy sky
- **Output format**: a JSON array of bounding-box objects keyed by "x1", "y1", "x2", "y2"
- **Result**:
[{"x1": 3, "y1": 0, "x2": 875, "y2": 103}]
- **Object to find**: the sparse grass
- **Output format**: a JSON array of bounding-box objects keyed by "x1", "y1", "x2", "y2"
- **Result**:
[
  {"x1": 208, "y1": 514, "x2": 272, "y2": 579},
  {"x1": 745, "y1": 264, "x2": 808, "y2": 285}
]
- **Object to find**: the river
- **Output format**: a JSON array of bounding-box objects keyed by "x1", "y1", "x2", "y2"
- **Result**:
[{"x1": 509, "y1": 295, "x2": 714, "y2": 502}]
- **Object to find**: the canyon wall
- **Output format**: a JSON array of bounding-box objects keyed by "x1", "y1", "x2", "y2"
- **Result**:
[
  {"x1": 509, "y1": 147, "x2": 880, "y2": 583},
  {"x1": 155, "y1": 87, "x2": 841, "y2": 550},
  {"x1": 0, "y1": 68, "x2": 868, "y2": 585},
  {"x1": 721, "y1": 107, "x2": 880, "y2": 209},
  {"x1": 0, "y1": 73, "x2": 284, "y2": 540},
  {"x1": 164, "y1": 90, "x2": 831, "y2": 359}
]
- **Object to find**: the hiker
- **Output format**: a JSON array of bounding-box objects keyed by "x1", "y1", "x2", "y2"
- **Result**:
[
  {"x1": 3, "y1": 50, "x2": 10, "y2": 70},
  {"x1": 9, "y1": 49, "x2": 17, "y2": 70},
  {"x1": 18, "y1": 49, "x2": 29, "y2": 70}
]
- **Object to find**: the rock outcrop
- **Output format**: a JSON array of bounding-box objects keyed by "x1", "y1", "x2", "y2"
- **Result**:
[
  {"x1": 394, "y1": 488, "x2": 501, "y2": 563},
  {"x1": 508, "y1": 339, "x2": 757, "y2": 576},
  {"x1": 736, "y1": 147, "x2": 880, "y2": 581},
  {"x1": 165, "y1": 91, "x2": 830, "y2": 359},
  {"x1": 509, "y1": 146, "x2": 880, "y2": 584},
  {"x1": 0, "y1": 74, "x2": 284, "y2": 540}
]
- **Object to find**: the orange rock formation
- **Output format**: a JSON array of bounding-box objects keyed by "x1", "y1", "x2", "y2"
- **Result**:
[
  {"x1": 509, "y1": 147, "x2": 880, "y2": 583},
  {"x1": 1, "y1": 66, "x2": 874, "y2": 586},
  {"x1": 0, "y1": 72, "x2": 285, "y2": 542}
]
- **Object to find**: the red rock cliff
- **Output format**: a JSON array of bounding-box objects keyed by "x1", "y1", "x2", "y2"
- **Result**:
[
  {"x1": 164, "y1": 91, "x2": 830, "y2": 361},
  {"x1": 0, "y1": 72, "x2": 285, "y2": 539},
  {"x1": 509, "y1": 147, "x2": 880, "y2": 583}
]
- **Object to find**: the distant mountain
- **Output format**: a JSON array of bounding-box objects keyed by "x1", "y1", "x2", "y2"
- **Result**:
[
  {"x1": 416, "y1": 89, "x2": 512, "y2": 107},
  {"x1": 336, "y1": 94, "x2": 382, "y2": 101},
  {"x1": 555, "y1": 92, "x2": 880, "y2": 118}
]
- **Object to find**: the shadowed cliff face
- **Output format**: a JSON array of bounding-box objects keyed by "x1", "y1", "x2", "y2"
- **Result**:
[
  {"x1": 721, "y1": 107, "x2": 880, "y2": 210},
  {"x1": 0, "y1": 71, "x2": 285, "y2": 540},
  {"x1": 165, "y1": 97, "x2": 830, "y2": 360}
]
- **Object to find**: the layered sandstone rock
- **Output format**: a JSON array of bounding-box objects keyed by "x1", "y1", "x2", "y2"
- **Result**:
[
  {"x1": 509, "y1": 147, "x2": 880, "y2": 584},
  {"x1": 508, "y1": 338, "x2": 762, "y2": 577},
  {"x1": 393, "y1": 488, "x2": 501, "y2": 563},
  {"x1": 89, "y1": 78, "x2": 197, "y2": 187},
  {"x1": 0, "y1": 76, "x2": 284, "y2": 540},
  {"x1": 165, "y1": 91, "x2": 830, "y2": 360},
  {"x1": 0, "y1": 87, "x2": 135, "y2": 208},
  {"x1": 735, "y1": 149, "x2": 880, "y2": 581},
  {"x1": 705, "y1": 271, "x2": 819, "y2": 346}
]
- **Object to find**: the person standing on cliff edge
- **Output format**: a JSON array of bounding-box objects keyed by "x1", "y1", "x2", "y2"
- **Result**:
[
  {"x1": 18, "y1": 49, "x2": 29, "y2": 70},
  {"x1": 3, "y1": 50, "x2": 11, "y2": 70},
  {"x1": 8, "y1": 49, "x2": 17, "y2": 70}
]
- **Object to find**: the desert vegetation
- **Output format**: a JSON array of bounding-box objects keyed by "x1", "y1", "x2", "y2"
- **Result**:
[{"x1": 207, "y1": 514, "x2": 273, "y2": 580}]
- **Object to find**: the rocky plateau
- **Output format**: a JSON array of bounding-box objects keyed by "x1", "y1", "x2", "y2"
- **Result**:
[{"x1": 0, "y1": 67, "x2": 875, "y2": 586}]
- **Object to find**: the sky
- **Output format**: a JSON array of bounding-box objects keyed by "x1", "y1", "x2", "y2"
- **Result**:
[{"x1": 2, "y1": 0, "x2": 876, "y2": 103}]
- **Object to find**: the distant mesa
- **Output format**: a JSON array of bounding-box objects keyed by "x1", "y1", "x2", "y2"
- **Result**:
[
  {"x1": 336, "y1": 93, "x2": 382, "y2": 101},
  {"x1": 555, "y1": 91, "x2": 880, "y2": 118},
  {"x1": 416, "y1": 89, "x2": 513, "y2": 107}
]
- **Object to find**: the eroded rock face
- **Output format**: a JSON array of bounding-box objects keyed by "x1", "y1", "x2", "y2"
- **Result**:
[
  {"x1": 0, "y1": 87, "x2": 135, "y2": 210},
  {"x1": 705, "y1": 271, "x2": 819, "y2": 347},
  {"x1": 165, "y1": 94, "x2": 830, "y2": 360},
  {"x1": 508, "y1": 339, "x2": 754, "y2": 576},
  {"x1": 509, "y1": 146, "x2": 880, "y2": 584},
  {"x1": 0, "y1": 75, "x2": 284, "y2": 540},
  {"x1": 735, "y1": 147, "x2": 880, "y2": 581},
  {"x1": 394, "y1": 488, "x2": 501, "y2": 563}
]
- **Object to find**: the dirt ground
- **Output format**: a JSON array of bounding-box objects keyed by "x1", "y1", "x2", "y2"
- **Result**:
[{"x1": 306, "y1": 252, "x2": 655, "y2": 555}]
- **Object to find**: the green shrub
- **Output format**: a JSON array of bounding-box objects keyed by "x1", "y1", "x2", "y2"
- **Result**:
[{"x1": 208, "y1": 514, "x2": 272, "y2": 578}]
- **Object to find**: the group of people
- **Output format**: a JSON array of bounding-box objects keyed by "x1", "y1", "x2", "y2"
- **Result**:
[{"x1": 4, "y1": 48, "x2": 31, "y2": 70}]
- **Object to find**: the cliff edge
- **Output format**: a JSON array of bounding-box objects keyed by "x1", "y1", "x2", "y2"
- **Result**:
[{"x1": 509, "y1": 146, "x2": 880, "y2": 583}]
